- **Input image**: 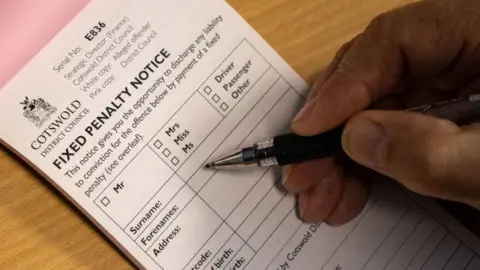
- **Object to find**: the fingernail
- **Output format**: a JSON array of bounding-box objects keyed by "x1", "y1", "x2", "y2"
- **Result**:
[
  {"x1": 299, "y1": 192, "x2": 310, "y2": 220},
  {"x1": 282, "y1": 165, "x2": 292, "y2": 186},
  {"x1": 293, "y1": 96, "x2": 318, "y2": 123},
  {"x1": 342, "y1": 118, "x2": 388, "y2": 168}
]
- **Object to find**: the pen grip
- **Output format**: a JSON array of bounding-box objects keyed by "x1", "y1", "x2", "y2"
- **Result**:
[{"x1": 273, "y1": 127, "x2": 344, "y2": 166}]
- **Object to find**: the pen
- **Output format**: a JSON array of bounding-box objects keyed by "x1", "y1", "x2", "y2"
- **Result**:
[{"x1": 205, "y1": 93, "x2": 480, "y2": 169}]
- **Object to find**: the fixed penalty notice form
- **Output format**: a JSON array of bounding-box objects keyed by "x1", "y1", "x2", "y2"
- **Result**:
[{"x1": 0, "y1": 0, "x2": 480, "y2": 269}]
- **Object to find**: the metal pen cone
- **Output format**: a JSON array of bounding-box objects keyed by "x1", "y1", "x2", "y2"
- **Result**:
[
  {"x1": 206, "y1": 151, "x2": 244, "y2": 169},
  {"x1": 205, "y1": 147, "x2": 258, "y2": 169}
]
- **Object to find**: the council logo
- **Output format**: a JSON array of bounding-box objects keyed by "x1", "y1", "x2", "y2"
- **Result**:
[{"x1": 20, "y1": 96, "x2": 57, "y2": 128}]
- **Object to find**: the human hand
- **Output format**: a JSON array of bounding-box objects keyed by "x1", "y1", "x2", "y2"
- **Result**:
[{"x1": 283, "y1": 0, "x2": 480, "y2": 225}]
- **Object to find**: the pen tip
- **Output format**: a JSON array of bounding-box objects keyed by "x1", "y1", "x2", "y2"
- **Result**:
[{"x1": 205, "y1": 163, "x2": 212, "y2": 169}]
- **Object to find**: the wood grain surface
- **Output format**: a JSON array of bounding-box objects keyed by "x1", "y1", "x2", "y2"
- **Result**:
[{"x1": 0, "y1": 0, "x2": 420, "y2": 269}]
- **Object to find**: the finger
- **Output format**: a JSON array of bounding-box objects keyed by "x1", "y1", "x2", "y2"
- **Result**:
[
  {"x1": 430, "y1": 37, "x2": 480, "y2": 91},
  {"x1": 306, "y1": 38, "x2": 356, "y2": 101},
  {"x1": 282, "y1": 158, "x2": 334, "y2": 194},
  {"x1": 324, "y1": 176, "x2": 369, "y2": 226},
  {"x1": 291, "y1": 1, "x2": 471, "y2": 136},
  {"x1": 342, "y1": 110, "x2": 480, "y2": 204},
  {"x1": 298, "y1": 164, "x2": 344, "y2": 222},
  {"x1": 306, "y1": 59, "x2": 339, "y2": 102}
]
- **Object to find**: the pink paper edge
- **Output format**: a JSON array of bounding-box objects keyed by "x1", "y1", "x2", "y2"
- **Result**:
[{"x1": 0, "y1": 0, "x2": 92, "y2": 88}]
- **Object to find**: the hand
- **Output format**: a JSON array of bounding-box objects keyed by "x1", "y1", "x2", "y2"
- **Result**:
[{"x1": 283, "y1": 0, "x2": 480, "y2": 225}]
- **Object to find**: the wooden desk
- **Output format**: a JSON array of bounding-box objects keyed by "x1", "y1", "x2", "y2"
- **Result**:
[{"x1": 0, "y1": 0, "x2": 416, "y2": 268}]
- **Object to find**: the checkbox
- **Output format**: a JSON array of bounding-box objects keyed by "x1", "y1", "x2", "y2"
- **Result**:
[
  {"x1": 101, "y1": 197, "x2": 110, "y2": 207},
  {"x1": 171, "y1": 157, "x2": 179, "y2": 166},
  {"x1": 212, "y1": 94, "x2": 220, "y2": 103},
  {"x1": 154, "y1": 140, "x2": 163, "y2": 149},
  {"x1": 203, "y1": 86, "x2": 212, "y2": 95},
  {"x1": 220, "y1": 103, "x2": 229, "y2": 111},
  {"x1": 162, "y1": 148, "x2": 171, "y2": 157}
]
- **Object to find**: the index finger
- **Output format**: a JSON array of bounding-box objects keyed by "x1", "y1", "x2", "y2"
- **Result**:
[{"x1": 291, "y1": 0, "x2": 469, "y2": 136}]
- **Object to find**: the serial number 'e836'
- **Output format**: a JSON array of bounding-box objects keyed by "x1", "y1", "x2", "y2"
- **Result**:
[{"x1": 85, "y1": 22, "x2": 107, "y2": 41}]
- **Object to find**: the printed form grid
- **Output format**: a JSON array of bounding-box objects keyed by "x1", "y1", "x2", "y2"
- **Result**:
[
  {"x1": 91, "y1": 38, "x2": 307, "y2": 269},
  {"x1": 90, "y1": 38, "x2": 480, "y2": 270}
]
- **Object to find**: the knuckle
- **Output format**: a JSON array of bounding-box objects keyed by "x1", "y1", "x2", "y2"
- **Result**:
[{"x1": 368, "y1": 13, "x2": 391, "y2": 34}]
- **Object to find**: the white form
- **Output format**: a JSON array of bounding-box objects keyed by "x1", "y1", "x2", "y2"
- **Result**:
[{"x1": 0, "y1": 0, "x2": 479, "y2": 269}]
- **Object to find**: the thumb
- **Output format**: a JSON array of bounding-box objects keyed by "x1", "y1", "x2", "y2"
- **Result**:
[{"x1": 341, "y1": 110, "x2": 480, "y2": 206}]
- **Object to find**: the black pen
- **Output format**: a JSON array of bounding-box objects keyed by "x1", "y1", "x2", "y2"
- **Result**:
[{"x1": 205, "y1": 93, "x2": 480, "y2": 169}]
